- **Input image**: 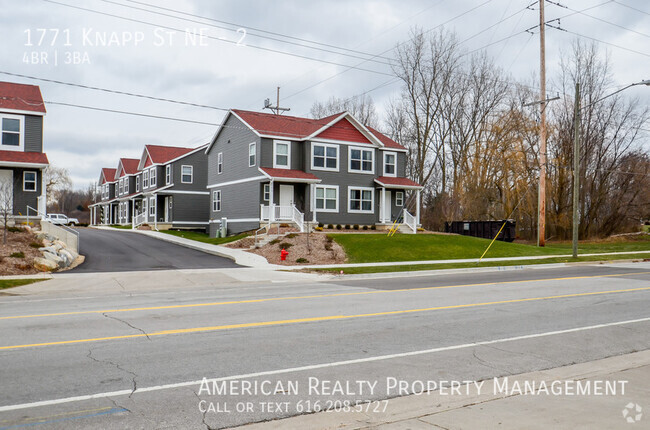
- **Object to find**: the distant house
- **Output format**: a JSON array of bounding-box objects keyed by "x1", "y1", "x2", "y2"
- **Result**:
[
  {"x1": 91, "y1": 167, "x2": 117, "y2": 224},
  {"x1": 0, "y1": 81, "x2": 49, "y2": 222},
  {"x1": 205, "y1": 109, "x2": 422, "y2": 236}
]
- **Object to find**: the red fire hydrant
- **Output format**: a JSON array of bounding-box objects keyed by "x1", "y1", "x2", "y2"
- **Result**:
[{"x1": 280, "y1": 248, "x2": 289, "y2": 261}]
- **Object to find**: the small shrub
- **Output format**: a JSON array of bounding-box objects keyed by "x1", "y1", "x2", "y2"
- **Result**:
[
  {"x1": 314, "y1": 226, "x2": 323, "y2": 231},
  {"x1": 29, "y1": 242, "x2": 43, "y2": 248},
  {"x1": 345, "y1": 224, "x2": 351, "y2": 230},
  {"x1": 286, "y1": 233, "x2": 298, "y2": 239},
  {"x1": 327, "y1": 224, "x2": 334, "y2": 229},
  {"x1": 7, "y1": 226, "x2": 22, "y2": 233},
  {"x1": 324, "y1": 242, "x2": 332, "y2": 251},
  {"x1": 325, "y1": 235, "x2": 333, "y2": 243},
  {"x1": 10, "y1": 252, "x2": 25, "y2": 259},
  {"x1": 336, "y1": 224, "x2": 342, "y2": 230},
  {"x1": 269, "y1": 239, "x2": 280, "y2": 245},
  {"x1": 370, "y1": 225, "x2": 377, "y2": 230},
  {"x1": 353, "y1": 224, "x2": 359, "y2": 230},
  {"x1": 318, "y1": 222, "x2": 324, "y2": 228},
  {"x1": 296, "y1": 257, "x2": 309, "y2": 263},
  {"x1": 362, "y1": 225, "x2": 368, "y2": 230},
  {"x1": 278, "y1": 242, "x2": 293, "y2": 249}
]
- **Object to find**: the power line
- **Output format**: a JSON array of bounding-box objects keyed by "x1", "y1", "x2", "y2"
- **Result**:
[
  {"x1": 557, "y1": 3, "x2": 650, "y2": 40},
  {"x1": 611, "y1": 0, "x2": 650, "y2": 17},
  {"x1": 556, "y1": 28, "x2": 650, "y2": 58},
  {"x1": 41, "y1": 0, "x2": 395, "y2": 77}
]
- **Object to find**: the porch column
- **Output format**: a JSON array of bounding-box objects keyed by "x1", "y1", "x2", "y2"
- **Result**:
[
  {"x1": 269, "y1": 179, "x2": 275, "y2": 224},
  {"x1": 382, "y1": 187, "x2": 387, "y2": 223},
  {"x1": 416, "y1": 189, "x2": 421, "y2": 226},
  {"x1": 311, "y1": 183, "x2": 317, "y2": 224},
  {"x1": 154, "y1": 194, "x2": 158, "y2": 230}
]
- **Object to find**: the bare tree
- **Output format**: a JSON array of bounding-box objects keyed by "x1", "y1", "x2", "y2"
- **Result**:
[
  {"x1": 310, "y1": 94, "x2": 379, "y2": 128},
  {"x1": 0, "y1": 182, "x2": 12, "y2": 244},
  {"x1": 45, "y1": 166, "x2": 72, "y2": 208}
]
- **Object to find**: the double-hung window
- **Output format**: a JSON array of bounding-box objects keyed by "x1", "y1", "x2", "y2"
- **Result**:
[
  {"x1": 149, "y1": 168, "x2": 156, "y2": 187},
  {"x1": 383, "y1": 152, "x2": 397, "y2": 176},
  {"x1": 314, "y1": 185, "x2": 338, "y2": 212},
  {"x1": 166, "y1": 165, "x2": 171, "y2": 184},
  {"x1": 119, "y1": 178, "x2": 124, "y2": 195},
  {"x1": 1, "y1": 116, "x2": 21, "y2": 148},
  {"x1": 217, "y1": 152, "x2": 223, "y2": 174},
  {"x1": 181, "y1": 165, "x2": 193, "y2": 183},
  {"x1": 213, "y1": 190, "x2": 221, "y2": 212},
  {"x1": 263, "y1": 184, "x2": 270, "y2": 202},
  {"x1": 395, "y1": 191, "x2": 404, "y2": 206},
  {"x1": 273, "y1": 140, "x2": 290, "y2": 169},
  {"x1": 349, "y1": 147, "x2": 374, "y2": 173},
  {"x1": 124, "y1": 179, "x2": 129, "y2": 194},
  {"x1": 143, "y1": 170, "x2": 149, "y2": 188},
  {"x1": 312, "y1": 143, "x2": 338, "y2": 171},
  {"x1": 348, "y1": 187, "x2": 374, "y2": 213},
  {"x1": 23, "y1": 171, "x2": 37, "y2": 192},
  {"x1": 248, "y1": 143, "x2": 256, "y2": 167},
  {"x1": 136, "y1": 176, "x2": 140, "y2": 192},
  {"x1": 149, "y1": 197, "x2": 155, "y2": 216}
]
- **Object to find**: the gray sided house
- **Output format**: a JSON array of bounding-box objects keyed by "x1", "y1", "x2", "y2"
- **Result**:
[
  {"x1": 0, "y1": 82, "x2": 49, "y2": 221},
  {"x1": 205, "y1": 109, "x2": 423, "y2": 237},
  {"x1": 91, "y1": 167, "x2": 117, "y2": 224},
  {"x1": 130, "y1": 144, "x2": 210, "y2": 231}
]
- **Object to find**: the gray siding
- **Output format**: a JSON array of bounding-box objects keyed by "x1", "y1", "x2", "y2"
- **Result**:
[
  {"x1": 169, "y1": 149, "x2": 208, "y2": 192},
  {"x1": 171, "y1": 193, "x2": 209, "y2": 224},
  {"x1": 207, "y1": 115, "x2": 260, "y2": 188},
  {"x1": 378, "y1": 149, "x2": 407, "y2": 177},
  {"x1": 209, "y1": 181, "x2": 261, "y2": 236},
  {"x1": 24, "y1": 115, "x2": 43, "y2": 153},
  {"x1": 259, "y1": 138, "x2": 302, "y2": 170},
  {"x1": 10, "y1": 168, "x2": 42, "y2": 215}
]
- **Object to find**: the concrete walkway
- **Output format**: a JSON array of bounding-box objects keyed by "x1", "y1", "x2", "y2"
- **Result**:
[{"x1": 235, "y1": 350, "x2": 650, "y2": 429}]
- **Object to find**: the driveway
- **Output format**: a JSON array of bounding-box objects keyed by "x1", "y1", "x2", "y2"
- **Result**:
[{"x1": 70, "y1": 228, "x2": 240, "y2": 272}]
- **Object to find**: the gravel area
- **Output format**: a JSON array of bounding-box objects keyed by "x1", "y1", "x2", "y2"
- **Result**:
[
  {"x1": 0, "y1": 228, "x2": 43, "y2": 275},
  {"x1": 247, "y1": 232, "x2": 346, "y2": 265}
]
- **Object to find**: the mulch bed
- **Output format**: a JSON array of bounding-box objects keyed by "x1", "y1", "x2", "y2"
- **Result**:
[{"x1": 0, "y1": 228, "x2": 43, "y2": 276}]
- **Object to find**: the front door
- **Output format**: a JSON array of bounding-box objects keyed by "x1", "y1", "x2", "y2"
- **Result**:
[
  {"x1": 383, "y1": 190, "x2": 392, "y2": 222},
  {"x1": 164, "y1": 196, "x2": 172, "y2": 222},
  {"x1": 0, "y1": 170, "x2": 13, "y2": 214},
  {"x1": 278, "y1": 185, "x2": 294, "y2": 220}
]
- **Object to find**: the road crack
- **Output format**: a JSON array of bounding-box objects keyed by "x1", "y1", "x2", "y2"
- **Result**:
[
  {"x1": 103, "y1": 312, "x2": 151, "y2": 340},
  {"x1": 193, "y1": 390, "x2": 216, "y2": 430},
  {"x1": 87, "y1": 348, "x2": 138, "y2": 398}
]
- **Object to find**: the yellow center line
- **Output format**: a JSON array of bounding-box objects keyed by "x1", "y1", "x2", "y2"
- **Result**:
[
  {"x1": 2, "y1": 285, "x2": 649, "y2": 351},
  {"x1": 2, "y1": 271, "x2": 649, "y2": 321}
]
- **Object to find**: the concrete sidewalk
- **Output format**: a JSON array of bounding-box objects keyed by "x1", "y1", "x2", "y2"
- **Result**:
[{"x1": 235, "y1": 350, "x2": 650, "y2": 429}]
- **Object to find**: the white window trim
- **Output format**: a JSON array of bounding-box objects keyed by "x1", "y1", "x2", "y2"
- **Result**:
[
  {"x1": 212, "y1": 190, "x2": 221, "y2": 212},
  {"x1": 348, "y1": 146, "x2": 374, "y2": 174},
  {"x1": 348, "y1": 186, "x2": 375, "y2": 213},
  {"x1": 311, "y1": 142, "x2": 339, "y2": 172},
  {"x1": 314, "y1": 184, "x2": 339, "y2": 213},
  {"x1": 248, "y1": 142, "x2": 256, "y2": 167},
  {"x1": 124, "y1": 179, "x2": 129, "y2": 194},
  {"x1": 383, "y1": 151, "x2": 397, "y2": 177},
  {"x1": 395, "y1": 191, "x2": 404, "y2": 207},
  {"x1": 149, "y1": 197, "x2": 155, "y2": 216},
  {"x1": 181, "y1": 165, "x2": 193, "y2": 184},
  {"x1": 23, "y1": 171, "x2": 37, "y2": 192},
  {"x1": 273, "y1": 140, "x2": 291, "y2": 169},
  {"x1": 217, "y1": 152, "x2": 223, "y2": 175},
  {"x1": 0, "y1": 114, "x2": 25, "y2": 151},
  {"x1": 149, "y1": 167, "x2": 156, "y2": 187},
  {"x1": 143, "y1": 170, "x2": 149, "y2": 188},
  {"x1": 263, "y1": 183, "x2": 270, "y2": 202},
  {"x1": 166, "y1": 165, "x2": 171, "y2": 185},
  {"x1": 136, "y1": 176, "x2": 140, "y2": 192}
]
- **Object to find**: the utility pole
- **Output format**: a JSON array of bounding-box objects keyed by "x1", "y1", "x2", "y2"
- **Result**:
[
  {"x1": 263, "y1": 86, "x2": 291, "y2": 115},
  {"x1": 538, "y1": 0, "x2": 547, "y2": 247},
  {"x1": 572, "y1": 82, "x2": 580, "y2": 258}
]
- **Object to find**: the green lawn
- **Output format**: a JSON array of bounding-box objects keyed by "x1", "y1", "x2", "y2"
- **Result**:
[
  {"x1": 160, "y1": 230, "x2": 248, "y2": 245},
  {"x1": 329, "y1": 233, "x2": 650, "y2": 263},
  {"x1": 314, "y1": 253, "x2": 650, "y2": 275},
  {"x1": 0, "y1": 279, "x2": 44, "y2": 290}
]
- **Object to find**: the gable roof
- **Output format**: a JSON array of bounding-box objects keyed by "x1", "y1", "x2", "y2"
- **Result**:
[
  {"x1": 116, "y1": 158, "x2": 140, "y2": 179},
  {"x1": 138, "y1": 144, "x2": 207, "y2": 171},
  {"x1": 100, "y1": 168, "x2": 117, "y2": 184},
  {"x1": 0, "y1": 149, "x2": 49, "y2": 167},
  {"x1": 0, "y1": 81, "x2": 46, "y2": 114},
  {"x1": 207, "y1": 109, "x2": 406, "y2": 152}
]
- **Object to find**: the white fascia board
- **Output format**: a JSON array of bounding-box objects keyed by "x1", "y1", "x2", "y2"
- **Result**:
[
  {"x1": 0, "y1": 161, "x2": 48, "y2": 169},
  {"x1": 207, "y1": 175, "x2": 266, "y2": 189},
  {"x1": 0, "y1": 108, "x2": 45, "y2": 117}
]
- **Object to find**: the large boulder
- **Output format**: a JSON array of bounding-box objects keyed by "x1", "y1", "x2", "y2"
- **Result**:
[
  {"x1": 42, "y1": 251, "x2": 66, "y2": 268},
  {"x1": 34, "y1": 257, "x2": 58, "y2": 272},
  {"x1": 38, "y1": 246, "x2": 57, "y2": 254},
  {"x1": 59, "y1": 249, "x2": 74, "y2": 266}
]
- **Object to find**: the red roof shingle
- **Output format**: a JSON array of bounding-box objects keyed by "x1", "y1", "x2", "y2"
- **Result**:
[
  {"x1": 0, "y1": 82, "x2": 46, "y2": 114},
  {"x1": 375, "y1": 176, "x2": 423, "y2": 188},
  {"x1": 101, "y1": 168, "x2": 117, "y2": 184},
  {"x1": 260, "y1": 167, "x2": 321, "y2": 182},
  {"x1": 0, "y1": 150, "x2": 48, "y2": 165},
  {"x1": 145, "y1": 145, "x2": 194, "y2": 164}
]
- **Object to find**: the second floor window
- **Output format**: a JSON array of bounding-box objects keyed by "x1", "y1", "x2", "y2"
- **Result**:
[
  {"x1": 119, "y1": 178, "x2": 124, "y2": 195},
  {"x1": 136, "y1": 176, "x2": 140, "y2": 192},
  {"x1": 1, "y1": 117, "x2": 20, "y2": 147},
  {"x1": 166, "y1": 165, "x2": 171, "y2": 184},
  {"x1": 249, "y1": 143, "x2": 256, "y2": 167},
  {"x1": 312, "y1": 143, "x2": 338, "y2": 171},
  {"x1": 150, "y1": 168, "x2": 156, "y2": 187},
  {"x1": 217, "y1": 152, "x2": 223, "y2": 174},
  {"x1": 143, "y1": 170, "x2": 149, "y2": 188},
  {"x1": 181, "y1": 165, "x2": 193, "y2": 183},
  {"x1": 383, "y1": 152, "x2": 396, "y2": 176},
  {"x1": 124, "y1": 179, "x2": 129, "y2": 194},
  {"x1": 349, "y1": 147, "x2": 373, "y2": 173},
  {"x1": 274, "y1": 140, "x2": 290, "y2": 169}
]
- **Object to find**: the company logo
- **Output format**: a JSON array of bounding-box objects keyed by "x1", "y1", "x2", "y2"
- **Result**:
[{"x1": 622, "y1": 403, "x2": 643, "y2": 424}]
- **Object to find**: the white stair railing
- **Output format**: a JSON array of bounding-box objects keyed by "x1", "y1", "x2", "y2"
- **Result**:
[
  {"x1": 291, "y1": 204, "x2": 304, "y2": 232},
  {"x1": 132, "y1": 211, "x2": 146, "y2": 230},
  {"x1": 260, "y1": 204, "x2": 305, "y2": 232},
  {"x1": 403, "y1": 209, "x2": 417, "y2": 234}
]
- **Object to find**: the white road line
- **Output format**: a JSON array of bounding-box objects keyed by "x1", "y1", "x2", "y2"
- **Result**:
[{"x1": 1, "y1": 316, "x2": 649, "y2": 412}]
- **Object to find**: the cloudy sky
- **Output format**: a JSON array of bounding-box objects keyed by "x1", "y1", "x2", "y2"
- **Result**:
[{"x1": 1, "y1": 0, "x2": 648, "y2": 188}]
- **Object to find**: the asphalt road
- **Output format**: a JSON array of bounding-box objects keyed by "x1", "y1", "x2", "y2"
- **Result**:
[
  {"x1": 71, "y1": 228, "x2": 240, "y2": 272},
  {"x1": 0, "y1": 262, "x2": 649, "y2": 428}
]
